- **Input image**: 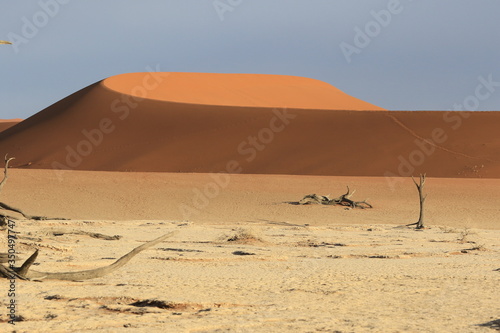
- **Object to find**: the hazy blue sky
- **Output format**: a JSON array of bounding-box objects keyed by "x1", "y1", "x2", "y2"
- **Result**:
[{"x1": 1, "y1": 0, "x2": 499, "y2": 119}]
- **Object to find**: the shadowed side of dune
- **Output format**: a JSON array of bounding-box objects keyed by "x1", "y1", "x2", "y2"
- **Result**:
[{"x1": 0, "y1": 73, "x2": 498, "y2": 178}]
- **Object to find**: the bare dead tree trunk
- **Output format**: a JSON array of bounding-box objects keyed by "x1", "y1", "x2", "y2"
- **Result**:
[
  {"x1": 0, "y1": 154, "x2": 15, "y2": 225},
  {"x1": 407, "y1": 174, "x2": 426, "y2": 229},
  {"x1": 0, "y1": 154, "x2": 15, "y2": 195},
  {"x1": 0, "y1": 154, "x2": 65, "y2": 222}
]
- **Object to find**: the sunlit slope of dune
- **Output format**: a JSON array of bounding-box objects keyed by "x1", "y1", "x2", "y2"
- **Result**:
[{"x1": 103, "y1": 72, "x2": 386, "y2": 110}]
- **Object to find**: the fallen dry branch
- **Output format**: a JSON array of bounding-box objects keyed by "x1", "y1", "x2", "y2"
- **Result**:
[
  {"x1": 0, "y1": 231, "x2": 177, "y2": 281},
  {"x1": 44, "y1": 229, "x2": 122, "y2": 240},
  {"x1": 0, "y1": 201, "x2": 62, "y2": 221},
  {"x1": 294, "y1": 187, "x2": 372, "y2": 209}
]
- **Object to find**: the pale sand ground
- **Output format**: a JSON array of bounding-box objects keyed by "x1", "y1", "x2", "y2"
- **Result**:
[{"x1": 1, "y1": 170, "x2": 499, "y2": 332}]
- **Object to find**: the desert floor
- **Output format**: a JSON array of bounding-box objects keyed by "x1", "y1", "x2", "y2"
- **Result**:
[{"x1": 1, "y1": 170, "x2": 499, "y2": 332}]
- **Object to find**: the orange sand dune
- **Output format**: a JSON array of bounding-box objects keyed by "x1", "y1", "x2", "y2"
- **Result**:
[
  {"x1": 0, "y1": 72, "x2": 498, "y2": 177},
  {"x1": 0, "y1": 119, "x2": 22, "y2": 132}
]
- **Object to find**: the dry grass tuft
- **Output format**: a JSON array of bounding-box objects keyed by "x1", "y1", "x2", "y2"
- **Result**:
[
  {"x1": 217, "y1": 228, "x2": 265, "y2": 244},
  {"x1": 457, "y1": 227, "x2": 476, "y2": 243}
]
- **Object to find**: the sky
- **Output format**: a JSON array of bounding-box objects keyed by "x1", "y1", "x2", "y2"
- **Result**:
[{"x1": 1, "y1": 0, "x2": 499, "y2": 119}]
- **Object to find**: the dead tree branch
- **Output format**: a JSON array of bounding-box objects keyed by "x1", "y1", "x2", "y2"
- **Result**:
[
  {"x1": 295, "y1": 187, "x2": 372, "y2": 209},
  {"x1": 406, "y1": 174, "x2": 427, "y2": 229},
  {"x1": 44, "y1": 229, "x2": 122, "y2": 240},
  {"x1": 0, "y1": 231, "x2": 177, "y2": 281}
]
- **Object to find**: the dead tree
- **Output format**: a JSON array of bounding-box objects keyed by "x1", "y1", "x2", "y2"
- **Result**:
[
  {"x1": 0, "y1": 154, "x2": 15, "y2": 224},
  {"x1": 0, "y1": 154, "x2": 14, "y2": 194},
  {"x1": 0, "y1": 154, "x2": 63, "y2": 223},
  {"x1": 297, "y1": 186, "x2": 372, "y2": 209},
  {"x1": 406, "y1": 174, "x2": 426, "y2": 229},
  {"x1": 0, "y1": 231, "x2": 177, "y2": 281}
]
